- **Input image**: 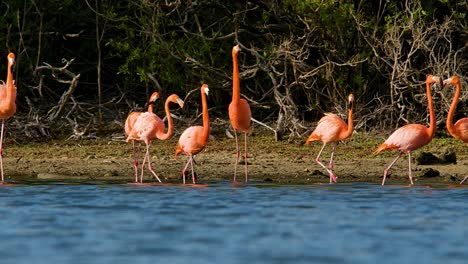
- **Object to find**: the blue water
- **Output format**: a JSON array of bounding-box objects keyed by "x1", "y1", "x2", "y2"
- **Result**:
[{"x1": 0, "y1": 181, "x2": 467, "y2": 264}]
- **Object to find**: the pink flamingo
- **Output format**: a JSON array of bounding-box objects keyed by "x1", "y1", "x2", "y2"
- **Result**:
[
  {"x1": 125, "y1": 92, "x2": 160, "y2": 182},
  {"x1": 229, "y1": 44, "x2": 251, "y2": 182},
  {"x1": 175, "y1": 84, "x2": 210, "y2": 184},
  {"x1": 373, "y1": 75, "x2": 441, "y2": 185},
  {"x1": 443, "y1": 75, "x2": 468, "y2": 184},
  {"x1": 305, "y1": 94, "x2": 354, "y2": 183},
  {"x1": 0, "y1": 53, "x2": 16, "y2": 183},
  {"x1": 127, "y1": 94, "x2": 184, "y2": 183}
]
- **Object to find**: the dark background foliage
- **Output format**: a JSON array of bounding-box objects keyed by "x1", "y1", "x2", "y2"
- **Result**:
[{"x1": 0, "y1": 0, "x2": 466, "y2": 140}]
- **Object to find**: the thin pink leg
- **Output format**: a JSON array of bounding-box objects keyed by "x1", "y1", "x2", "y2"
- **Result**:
[
  {"x1": 182, "y1": 156, "x2": 192, "y2": 184},
  {"x1": 233, "y1": 130, "x2": 240, "y2": 181},
  {"x1": 0, "y1": 120, "x2": 4, "y2": 183},
  {"x1": 139, "y1": 146, "x2": 149, "y2": 183},
  {"x1": 407, "y1": 152, "x2": 413, "y2": 185},
  {"x1": 314, "y1": 142, "x2": 335, "y2": 183},
  {"x1": 382, "y1": 153, "x2": 402, "y2": 185},
  {"x1": 328, "y1": 144, "x2": 337, "y2": 183},
  {"x1": 132, "y1": 140, "x2": 139, "y2": 183},
  {"x1": 190, "y1": 155, "x2": 196, "y2": 184},
  {"x1": 460, "y1": 176, "x2": 468, "y2": 184},
  {"x1": 244, "y1": 132, "x2": 248, "y2": 182},
  {"x1": 146, "y1": 147, "x2": 161, "y2": 183}
]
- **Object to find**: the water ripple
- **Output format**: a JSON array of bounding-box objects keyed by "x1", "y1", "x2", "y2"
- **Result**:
[{"x1": 0, "y1": 182, "x2": 467, "y2": 263}]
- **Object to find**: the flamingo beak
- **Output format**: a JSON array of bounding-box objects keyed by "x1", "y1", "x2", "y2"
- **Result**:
[
  {"x1": 177, "y1": 98, "x2": 185, "y2": 108},
  {"x1": 347, "y1": 94, "x2": 354, "y2": 110},
  {"x1": 442, "y1": 77, "x2": 451, "y2": 86}
]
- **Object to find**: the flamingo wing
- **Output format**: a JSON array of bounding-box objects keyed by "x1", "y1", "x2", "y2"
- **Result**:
[
  {"x1": 176, "y1": 126, "x2": 206, "y2": 156},
  {"x1": 454, "y1": 118, "x2": 468, "y2": 143},
  {"x1": 306, "y1": 113, "x2": 347, "y2": 143},
  {"x1": 125, "y1": 112, "x2": 142, "y2": 136},
  {"x1": 229, "y1": 99, "x2": 251, "y2": 133},
  {"x1": 127, "y1": 112, "x2": 163, "y2": 142},
  {"x1": 374, "y1": 124, "x2": 432, "y2": 154}
]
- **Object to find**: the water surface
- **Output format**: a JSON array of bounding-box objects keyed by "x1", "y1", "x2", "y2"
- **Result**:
[{"x1": 0, "y1": 181, "x2": 467, "y2": 263}]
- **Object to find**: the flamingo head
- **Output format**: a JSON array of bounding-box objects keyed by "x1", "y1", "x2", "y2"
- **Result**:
[
  {"x1": 232, "y1": 44, "x2": 241, "y2": 55},
  {"x1": 176, "y1": 96, "x2": 184, "y2": 108},
  {"x1": 149, "y1": 92, "x2": 160, "y2": 103},
  {"x1": 443, "y1": 76, "x2": 459, "y2": 86},
  {"x1": 201, "y1": 84, "x2": 209, "y2": 96},
  {"x1": 347, "y1": 94, "x2": 354, "y2": 110},
  {"x1": 426, "y1": 74, "x2": 441, "y2": 85},
  {"x1": 7, "y1": 53, "x2": 15, "y2": 66}
]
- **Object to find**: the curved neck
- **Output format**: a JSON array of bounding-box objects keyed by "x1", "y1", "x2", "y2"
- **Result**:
[
  {"x1": 446, "y1": 81, "x2": 461, "y2": 137},
  {"x1": 5, "y1": 59, "x2": 15, "y2": 102},
  {"x1": 340, "y1": 102, "x2": 354, "y2": 139},
  {"x1": 147, "y1": 103, "x2": 155, "y2": 113},
  {"x1": 426, "y1": 80, "x2": 436, "y2": 138},
  {"x1": 232, "y1": 50, "x2": 240, "y2": 103},
  {"x1": 200, "y1": 90, "x2": 210, "y2": 143},
  {"x1": 157, "y1": 98, "x2": 175, "y2": 140}
]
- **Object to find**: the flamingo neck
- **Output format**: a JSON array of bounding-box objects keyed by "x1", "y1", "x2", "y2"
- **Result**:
[
  {"x1": 201, "y1": 90, "x2": 210, "y2": 143},
  {"x1": 340, "y1": 102, "x2": 354, "y2": 139},
  {"x1": 5, "y1": 59, "x2": 16, "y2": 104},
  {"x1": 157, "y1": 97, "x2": 174, "y2": 140},
  {"x1": 232, "y1": 50, "x2": 240, "y2": 103},
  {"x1": 446, "y1": 81, "x2": 461, "y2": 138},
  {"x1": 426, "y1": 80, "x2": 436, "y2": 138},
  {"x1": 147, "y1": 103, "x2": 155, "y2": 113}
]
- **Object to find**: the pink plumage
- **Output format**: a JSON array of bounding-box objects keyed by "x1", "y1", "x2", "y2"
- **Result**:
[{"x1": 374, "y1": 75, "x2": 441, "y2": 185}]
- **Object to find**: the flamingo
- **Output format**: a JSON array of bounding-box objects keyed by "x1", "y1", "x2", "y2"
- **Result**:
[
  {"x1": 228, "y1": 44, "x2": 251, "y2": 182},
  {"x1": 373, "y1": 75, "x2": 442, "y2": 185},
  {"x1": 0, "y1": 53, "x2": 16, "y2": 183},
  {"x1": 127, "y1": 94, "x2": 184, "y2": 183},
  {"x1": 305, "y1": 94, "x2": 354, "y2": 183},
  {"x1": 175, "y1": 84, "x2": 210, "y2": 184},
  {"x1": 125, "y1": 92, "x2": 160, "y2": 182},
  {"x1": 442, "y1": 75, "x2": 468, "y2": 184}
]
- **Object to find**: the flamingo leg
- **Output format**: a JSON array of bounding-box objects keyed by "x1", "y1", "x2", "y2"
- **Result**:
[
  {"x1": 233, "y1": 129, "x2": 240, "y2": 181},
  {"x1": 146, "y1": 146, "x2": 161, "y2": 183},
  {"x1": 139, "y1": 144, "x2": 149, "y2": 183},
  {"x1": 182, "y1": 156, "x2": 192, "y2": 184},
  {"x1": 460, "y1": 176, "x2": 468, "y2": 184},
  {"x1": 131, "y1": 140, "x2": 140, "y2": 183},
  {"x1": 0, "y1": 120, "x2": 4, "y2": 183},
  {"x1": 190, "y1": 155, "x2": 196, "y2": 184},
  {"x1": 382, "y1": 152, "x2": 402, "y2": 186},
  {"x1": 244, "y1": 131, "x2": 248, "y2": 182},
  {"x1": 328, "y1": 144, "x2": 337, "y2": 183},
  {"x1": 407, "y1": 152, "x2": 414, "y2": 185},
  {"x1": 314, "y1": 142, "x2": 336, "y2": 183}
]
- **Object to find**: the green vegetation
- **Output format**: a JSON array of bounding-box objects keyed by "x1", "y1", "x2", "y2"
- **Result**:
[{"x1": 0, "y1": 0, "x2": 465, "y2": 140}]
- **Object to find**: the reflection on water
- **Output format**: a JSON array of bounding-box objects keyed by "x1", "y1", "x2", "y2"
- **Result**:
[{"x1": 0, "y1": 181, "x2": 467, "y2": 264}]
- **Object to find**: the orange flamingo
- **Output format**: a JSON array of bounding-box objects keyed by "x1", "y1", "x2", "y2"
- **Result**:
[
  {"x1": 229, "y1": 44, "x2": 251, "y2": 182},
  {"x1": 176, "y1": 84, "x2": 210, "y2": 184},
  {"x1": 305, "y1": 94, "x2": 354, "y2": 183},
  {"x1": 443, "y1": 76, "x2": 467, "y2": 143},
  {"x1": 373, "y1": 75, "x2": 441, "y2": 185},
  {"x1": 127, "y1": 94, "x2": 184, "y2": 183},
  {"x1": 0, "y1": 53, "x2": 16, "y2": 183},
  {"x1": 125, "y1": 92, "x2": 160, "y2": 182},
  {"x1": 443, "y1": 75, "x2": 468, "y2": 184}
]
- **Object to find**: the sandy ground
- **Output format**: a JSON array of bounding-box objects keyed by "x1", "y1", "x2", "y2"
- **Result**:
[{"x1": 3, "y1": 133, "x2": 467, "y2": 185}]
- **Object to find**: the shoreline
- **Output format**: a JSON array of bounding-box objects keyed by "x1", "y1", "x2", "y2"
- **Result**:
[{"x1": 3, "y1": 134, "x2": 467, "y2": 185}]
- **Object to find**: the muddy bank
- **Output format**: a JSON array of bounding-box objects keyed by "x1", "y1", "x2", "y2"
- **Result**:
[{"x1": 3, "y1": 133, "x2": 467, "y2": 185}]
